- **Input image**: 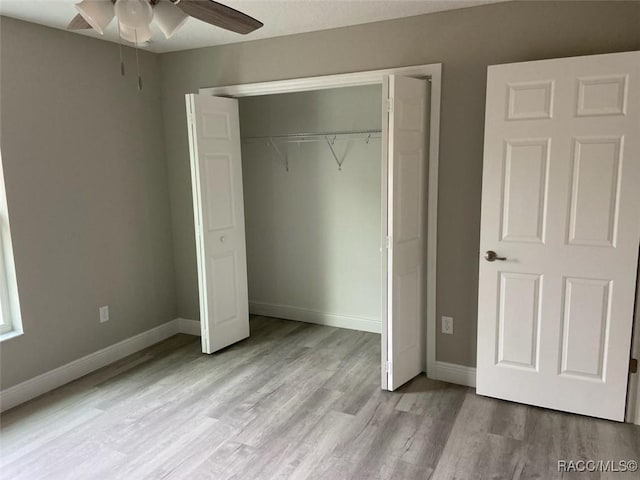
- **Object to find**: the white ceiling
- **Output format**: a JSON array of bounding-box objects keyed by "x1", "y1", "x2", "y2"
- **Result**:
[{"x1": 0, "y1": 0, "x2": 507, "y2": 53}]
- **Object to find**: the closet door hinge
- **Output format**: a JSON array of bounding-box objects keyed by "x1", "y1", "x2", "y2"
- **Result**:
[
  {"x1": 385, "y1": 361, "x2": 392, "y2": 373},
  {"x1": 385, "y1": 98, "x2": 394, "y2": 113},
  {"x1": 385, "y1": 236, "x2": 392, "y2": 249},
  {"x1": 631, "y1": 358, "x2": 638, "y2": 374}
]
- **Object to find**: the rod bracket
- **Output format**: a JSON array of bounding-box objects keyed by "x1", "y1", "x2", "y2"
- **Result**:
[
  {"x1": 268, "y1": 137, "x2": 288, "y2": 172},
  {"x1": 325, "y1": 136, "x2": 344, "y2": 171}
]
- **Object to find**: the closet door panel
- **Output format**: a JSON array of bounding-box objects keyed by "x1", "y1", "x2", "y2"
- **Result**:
[
  {"x1": 186, "y1": 94, "x2": 250, "y2": 354},
  {"x1": 386, "y1": 75, "x2": 428, "y2": 390}
]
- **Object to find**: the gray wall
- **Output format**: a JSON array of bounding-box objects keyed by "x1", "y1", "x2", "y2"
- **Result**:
[
  {"x1": 159, "y1": 1, "x2": 640, "y2": 368},
  {"x1": 240, "y1": 86, "x2": 382, "y2": 328},
  {"x1": 0, "y1": 17, "x2": 176, "y2": 389}
]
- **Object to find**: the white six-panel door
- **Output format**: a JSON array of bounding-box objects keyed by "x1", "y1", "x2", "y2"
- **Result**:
[
  {"x1": 477, "y1": 51, "x2": 640, "y2": 421},
  {"x1": 386, "y1": 75, "x2": 428, "y2": 390},
  {"x1": 186, "y1": 94, "x2": 250, "y2": 354}
]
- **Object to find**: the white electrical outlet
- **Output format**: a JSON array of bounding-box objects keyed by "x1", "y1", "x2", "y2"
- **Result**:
[
  {"x1": 99, "y1": 305, "x2": 109, "y2": 323},
  {"x1": 442, "y1": 316, "x2": 454, "y2": 335}
]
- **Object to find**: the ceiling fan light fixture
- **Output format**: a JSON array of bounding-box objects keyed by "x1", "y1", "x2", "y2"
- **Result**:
[
  {"x1": 75, "y1": 0, "x2": 114, "y2": 35},
  {"x1": 114, "y1": 0, "x2": 154, "y2": 30},
  {"x1": 154, "y1": 1, "x2": 189, "y2": 39},
  {"x1": 118, "y1": 22, "x2": 152, "y2": 44}
]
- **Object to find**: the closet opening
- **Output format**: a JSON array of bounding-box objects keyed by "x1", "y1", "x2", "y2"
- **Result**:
[
  {"x1": 239, "y1": 85, "x2": 384, "y2": 339},
  {"x1": 186, "y1": 63, "x2": 442, "y2": 391}
]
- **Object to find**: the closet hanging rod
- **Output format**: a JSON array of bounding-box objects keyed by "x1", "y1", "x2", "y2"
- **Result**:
[
  {"x1": 242, "y1": 129, "x2": 382, "y2": 172},
  {"x1": 241, "y1": 129, "x2": 382, "y2": 143}
]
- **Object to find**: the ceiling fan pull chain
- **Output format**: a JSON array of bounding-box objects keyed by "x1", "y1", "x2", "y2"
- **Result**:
[
  {"x1": 134, "y1": 29, "x2": 142, "y2": 92},
  {"x1": 117, "y1": 20, "x2": 125, "y2": 77}
]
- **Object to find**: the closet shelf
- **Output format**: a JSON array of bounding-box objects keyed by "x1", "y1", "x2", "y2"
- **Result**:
[{"x1": 241, "y1": 129, "x2": 381, "y2": 172}]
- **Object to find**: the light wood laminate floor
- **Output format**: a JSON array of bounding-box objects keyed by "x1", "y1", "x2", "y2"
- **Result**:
[{"x1": 1, "y1": 316, "x2": 638, "y2": 479}]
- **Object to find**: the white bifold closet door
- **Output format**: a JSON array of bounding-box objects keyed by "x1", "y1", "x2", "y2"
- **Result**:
[
  {"x1": 477, "y1": 51, "x2": 640, "y2": 421},
  {"x1": 186, "y1": 81, "x2": 430, "y2": 390},
  {"x1": 186, "y1": 94, "x2": 250, "y2": 354},
  {"x1": 384, "y1": 75, "x2": 428, "y2": 391}
]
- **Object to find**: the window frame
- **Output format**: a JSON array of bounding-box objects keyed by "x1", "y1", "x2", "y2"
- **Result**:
[{"x1": 0, "y1": 151, "x2": 23, "y2": 341}]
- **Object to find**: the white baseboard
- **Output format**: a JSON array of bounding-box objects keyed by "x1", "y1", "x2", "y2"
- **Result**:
[
  {"x1": 431, "y1": 361, "x2": 476, "y2": 388},
  {"x1": 249, "y1": 301, "x2": 381, "y2": 334},
  {"x1": 177, "y1": 318, "x2": 201, "y2": 336},
  {"x1": 0, "y1": 318, "x2": 200, "y2": 413},
  {"x1": 0, "y1": 315, "x2": 473, "y2": 413}
]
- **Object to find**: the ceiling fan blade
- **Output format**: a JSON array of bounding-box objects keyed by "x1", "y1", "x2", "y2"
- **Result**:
[
  {"x1": 176, "y1": 0, "x2": 263, "y2": 34},
  {"x1": 67, "y1": 13, "x2": 92, "y2": 30}
]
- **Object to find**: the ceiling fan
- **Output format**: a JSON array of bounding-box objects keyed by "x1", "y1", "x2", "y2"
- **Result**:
[
  {"x1": 67, "y1": 0, "x2": 262, "y2": 90},
  {"x1": 68, "y1": 0, "x2": 263, "y2": 44}
]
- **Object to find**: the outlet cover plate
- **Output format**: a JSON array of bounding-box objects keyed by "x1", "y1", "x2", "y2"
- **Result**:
[
  {"x1": 442, "y1": 316, "x2": 453, "y2": 335},
  {"x1": 99, "y1": 306, "x2": 109, "y2": 323}
]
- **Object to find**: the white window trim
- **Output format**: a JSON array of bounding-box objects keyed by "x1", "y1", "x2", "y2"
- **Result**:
[{"x1": 0, "y1": 150, "x2": 23, "y2": 341}]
